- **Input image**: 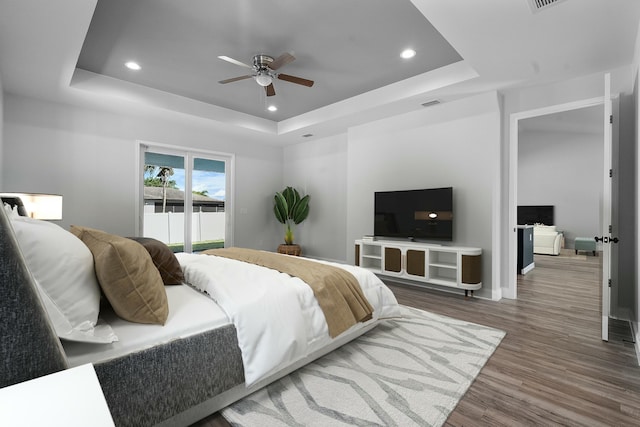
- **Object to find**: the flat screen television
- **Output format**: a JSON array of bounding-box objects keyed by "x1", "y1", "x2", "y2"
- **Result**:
[
  {"x1": 517, "y1": 205, "x2": 554, "y2": 225},
  {"x1": 374, "y1": 187, "x2": 453, "y2": 241}
]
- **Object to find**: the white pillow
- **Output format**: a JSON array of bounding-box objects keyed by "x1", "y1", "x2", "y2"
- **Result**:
[{"x1": 10, "y1": 216, "x2": 117, "y2": 343}]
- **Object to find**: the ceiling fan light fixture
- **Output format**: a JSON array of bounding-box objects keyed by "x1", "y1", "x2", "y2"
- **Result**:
[
  {"x1": 218, "y1": 53, "x2": 314, "y2": 95},
  {"x1": 255, "y1": 73, "x2": 273, "y2": 87}
]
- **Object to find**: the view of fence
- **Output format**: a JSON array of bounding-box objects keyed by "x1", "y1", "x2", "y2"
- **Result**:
[{"x1": 143, "y1": 212, "x2": 225, "y2": 244}]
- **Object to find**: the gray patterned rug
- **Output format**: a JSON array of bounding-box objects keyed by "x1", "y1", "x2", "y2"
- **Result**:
[{"x1": 222, "y1": 305, "x2": 505, "y2": 426}]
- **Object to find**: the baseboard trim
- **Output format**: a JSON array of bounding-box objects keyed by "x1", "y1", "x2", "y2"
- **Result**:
[{"x1": 520, "y1": 262, "x2": 535, "y2": 275}]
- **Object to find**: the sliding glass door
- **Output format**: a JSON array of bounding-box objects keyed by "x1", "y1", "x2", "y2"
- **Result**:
[
  {"x1": 190, "y1": 156, "x2": 227, "y2": 251},
  {"x1": 139, "y1": 144, "x2": 232, "y2": 253}
]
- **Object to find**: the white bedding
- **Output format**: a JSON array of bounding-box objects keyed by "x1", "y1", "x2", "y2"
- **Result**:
[
  {"x1": 176, "y1": 252, "x2": 400, "y2": 386},
  {"x1": 63, "y1": 285, "x2": 229, "y2": 367}
]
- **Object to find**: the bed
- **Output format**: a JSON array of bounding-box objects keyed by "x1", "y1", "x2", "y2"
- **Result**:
[{"x1": 0, "y1": 199, "x2": 400, "y2": 426}]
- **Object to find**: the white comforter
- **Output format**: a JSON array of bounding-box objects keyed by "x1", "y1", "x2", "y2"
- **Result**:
[{"x1": 175, "y1": 252, "x2": 400, "y2": 386}]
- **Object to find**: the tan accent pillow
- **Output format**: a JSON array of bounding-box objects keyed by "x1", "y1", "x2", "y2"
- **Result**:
[{"x1": 70, "y1": 225, "x2": 168, "y2": 325}]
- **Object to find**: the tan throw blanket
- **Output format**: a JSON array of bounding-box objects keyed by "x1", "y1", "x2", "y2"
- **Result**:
[{"x1": 202, "y1": 247, "x2": 373, "y2": 338}]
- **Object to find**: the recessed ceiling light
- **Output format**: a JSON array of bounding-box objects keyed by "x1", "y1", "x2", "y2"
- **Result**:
[
  {"x1": 267, "y1": 105, "x2": 277, "y2": 112},
  {"x1": 125, "y1": 61, "x2": 141, "y2": 70},
  {"x1": 400, "y1": 49, "x2": 416, "y2": 59}
]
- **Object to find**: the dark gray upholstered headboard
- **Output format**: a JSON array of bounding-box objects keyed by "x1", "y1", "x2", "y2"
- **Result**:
[{"x1": 0, "y1": 202, "x2": 68, "y2": 388}]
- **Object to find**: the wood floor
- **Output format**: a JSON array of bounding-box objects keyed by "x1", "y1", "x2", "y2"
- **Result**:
[{"x1": 193, "y1": 251, "x2": 640, "y2": 426}]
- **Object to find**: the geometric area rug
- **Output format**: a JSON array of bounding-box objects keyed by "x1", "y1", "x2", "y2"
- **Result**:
[{"x1": 222, "y1": 305, "x2": 506, "y2": 426}]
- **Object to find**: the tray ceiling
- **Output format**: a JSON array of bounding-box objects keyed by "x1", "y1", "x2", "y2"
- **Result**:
[{"x1": 75, "y1": 0, "x2": 462, "y2": 122}]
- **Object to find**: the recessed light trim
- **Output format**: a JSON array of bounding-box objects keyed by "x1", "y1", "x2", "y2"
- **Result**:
[
  {"x1": 125, "y1": 61, "x2": 141, "y2": 71},
  {"x1": 267, "y1": 105, "x2": 277, "y2": 112},
  {"x1": 400, "y1": 49, "x2": 416, "y2": 59}
]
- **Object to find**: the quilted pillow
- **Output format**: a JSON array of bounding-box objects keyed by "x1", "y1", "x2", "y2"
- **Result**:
[
  {"x1": 71, "y1": 225, "x2": 168, "y2": 325},
  {"x1": 9, "y1": 216, "x2": 117, "y2": 343},
  {"x1": 127, "y1": 237, "x2": 184, "y2": 285}
]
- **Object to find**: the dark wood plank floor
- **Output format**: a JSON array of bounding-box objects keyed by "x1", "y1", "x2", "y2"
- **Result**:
[{"x1": 193, "y1": 251, "x2": 640, "y2": 426}]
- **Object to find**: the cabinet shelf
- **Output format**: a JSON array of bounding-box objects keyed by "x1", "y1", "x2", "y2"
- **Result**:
[{"x1": 429, "y1": 262, "x2": 456, "y2": 269}]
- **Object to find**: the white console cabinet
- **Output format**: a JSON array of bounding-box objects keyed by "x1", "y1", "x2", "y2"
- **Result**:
[{"x1": 355, "y1": 239, "x2": 482, "y2": 296}]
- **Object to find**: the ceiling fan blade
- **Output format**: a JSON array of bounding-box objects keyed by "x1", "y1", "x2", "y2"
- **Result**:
[
  {"x1": 217, "y1": 55, "x2": 252, "y2": 69},
  {"x1": 218, "y1": 75, "x2": 252, "y2": 84},
  {"x1": 277, "y1": 73, "x2": 314, "y2": 87},
  {"x1": 265, "y1": 83, "x2": 276, "y2": 97},
  {"x1": 269, "y1": 52, "x2": 295, "y2": 70}
]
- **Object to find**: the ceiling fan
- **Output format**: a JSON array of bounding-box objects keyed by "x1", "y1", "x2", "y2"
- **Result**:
[{"x1": 217, "y1": 52, "x2": 314, "y2": 97}]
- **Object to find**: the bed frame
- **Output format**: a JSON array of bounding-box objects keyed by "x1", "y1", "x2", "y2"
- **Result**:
[
  {"x1": 0, "y1": 202, "x2": 247, "y2": 425},
  {"x1": 0, "y1": 203, "x2": 379, "y2": 426}
]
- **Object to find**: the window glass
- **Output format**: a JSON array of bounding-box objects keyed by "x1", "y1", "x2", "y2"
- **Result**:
[{"x1": 142, "y1": 148, "x2": 229, "y2": 252}]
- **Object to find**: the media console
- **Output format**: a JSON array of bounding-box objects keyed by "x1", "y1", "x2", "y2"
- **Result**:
[{"x1": 355, "y1": 239, "x2": 482, "y2": 296}]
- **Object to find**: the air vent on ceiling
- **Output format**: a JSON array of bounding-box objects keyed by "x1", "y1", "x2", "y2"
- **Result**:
[
  {"x1": 421, "y1": 99, "x2": 441, "y2": 108},
  {"x1": 527, "y1": 0, "x2": 567, "y2": 13}
]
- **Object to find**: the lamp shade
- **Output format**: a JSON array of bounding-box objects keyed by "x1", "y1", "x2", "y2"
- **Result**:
[{"x1": 0, "y1": 193, "x2": 63, "y2": 220}]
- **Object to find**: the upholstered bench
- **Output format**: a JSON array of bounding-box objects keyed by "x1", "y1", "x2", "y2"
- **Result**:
[{"x1": 575, "y1": 237, "x2": 596, "y2": 256}]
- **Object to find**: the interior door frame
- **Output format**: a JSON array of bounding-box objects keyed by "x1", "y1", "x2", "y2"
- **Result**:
[
  {"x1": 602, "y1": 73, "x2": 613, "y2": 341},
  {"x1": 507, "y1": 96, "x2": 605, "y2": 300}
]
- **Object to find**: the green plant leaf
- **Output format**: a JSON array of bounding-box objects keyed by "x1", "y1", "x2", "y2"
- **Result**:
[
  {"x1": 273, "y1": 193, "x2": 288, "y2": 224},
  {"x1": 292, "y1": 195, "x2": 310, "y2": 224},
  {"x1": 282, "y1": 187, "x2": 300, "y2": 218}
]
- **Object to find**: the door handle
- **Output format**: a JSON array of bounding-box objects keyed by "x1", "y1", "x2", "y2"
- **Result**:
[{"x1": 595, "y1": 236, "x2": 619, "y2": 243}]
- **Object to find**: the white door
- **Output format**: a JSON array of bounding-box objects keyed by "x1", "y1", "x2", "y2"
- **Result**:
[{"x1": 600, "y1": 73, "x2": 613, "y2": 341}]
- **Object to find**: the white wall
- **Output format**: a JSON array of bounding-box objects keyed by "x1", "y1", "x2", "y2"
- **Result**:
[
  {"x1": 282, "y1": 92, "x2": 502, "y2": 299},
  {"x1": 518, "y1": 127, "x2": 603, "y2": 248},
  {"x1": 346, "y1": 92, "x2": 502, "y2": 300},
  {"x1": 2, "y1": 71, "x2": 636, "y2": 313},
  {"x1": 283, "y1": 133, "x2": 348, "y2": 262},
  {"x1": 1, "y1": 94, "x2": 283, "y2": 250}
]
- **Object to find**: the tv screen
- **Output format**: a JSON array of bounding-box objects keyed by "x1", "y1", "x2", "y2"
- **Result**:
[
  {"x1": 374, "y1": 187, "x2": 453, "y2": 241},
  {"x1": 517, "y1": 205, "x2": 554, "y2": 225}
]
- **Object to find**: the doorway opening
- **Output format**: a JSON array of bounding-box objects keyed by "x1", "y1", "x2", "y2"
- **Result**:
[
  {"x1": 508, "y1": 96, "x2": 606, "y2": 299},
  {"x1": 508, "y1": 86, "x2": 620, "y2": 341}
]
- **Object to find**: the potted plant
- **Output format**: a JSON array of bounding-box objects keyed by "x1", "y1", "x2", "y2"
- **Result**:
[{"x1": 273, "y1": 186, "x2": 310, "y2": 247}]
